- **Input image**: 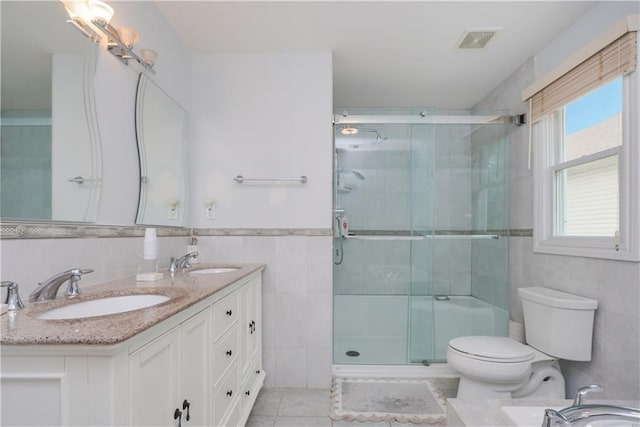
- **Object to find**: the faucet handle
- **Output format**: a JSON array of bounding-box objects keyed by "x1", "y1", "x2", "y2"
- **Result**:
[
  {"x1": 1, "y1": 281, "x2": 25, "y2": 310},
  {"x1": 573, "y1": 384, "x2": 603, "y2": 406},
  {"x1": 66, "y1": 268, "x2": 94, "y2": 298}
]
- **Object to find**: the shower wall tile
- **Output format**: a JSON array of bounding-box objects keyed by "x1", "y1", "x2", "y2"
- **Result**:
[
  {"x1": 449, "y1": 274, "x2": 471, "y2": 295},
  {"x1": 384, "y1": 169, "x2": 411, "y2": 193},
  {"x1": 383, "y1": 193, "x2": 411, "y2": 229}
]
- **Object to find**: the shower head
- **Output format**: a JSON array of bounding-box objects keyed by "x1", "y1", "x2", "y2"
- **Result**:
[{"x1": 337, "y1": 169, "x2": 365, "y2": 180}]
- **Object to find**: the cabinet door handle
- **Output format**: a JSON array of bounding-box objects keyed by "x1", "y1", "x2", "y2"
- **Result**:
[
  {"x1": 245, "y1": 390, "x2": 251, "y2": 396},
  {"x1": 226, "y1": 349, "x2": 233, "y2": 356},
  {"x1": 226, "y1": 309, "x2": 233, "y2": 316},
  {"x1": 226, "y1": 390, "x2": 233, "y2": 397},
  {"x1": 182, "y1": 399, "x2": 191, "y2": 422},
  {"x1": 174, "y1": 408, "x2": 182, "y2": 427},
  {"x1": 256, "y1": 369, "x2": 261, "y2": 374}
]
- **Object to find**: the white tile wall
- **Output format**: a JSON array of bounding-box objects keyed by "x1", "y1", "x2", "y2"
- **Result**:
[{"x1": 197, "y1": 234, "x2": 333, "y2": 388}]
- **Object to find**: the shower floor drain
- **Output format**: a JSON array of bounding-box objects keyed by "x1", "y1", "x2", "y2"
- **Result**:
[{"x1": 346, "y1": 350, "x2": 360, "y2": 357}]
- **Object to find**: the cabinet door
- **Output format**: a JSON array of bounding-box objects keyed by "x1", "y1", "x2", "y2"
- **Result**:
[
  {"x1": 239, "y1": 277, "x2": 262, "y2": 387},
  {"x1": 1, "y1": 356, "x2": 69, "y2": 426},
  {"x1": 129, "y1": 329, "x2": 181, "y2": 427},
  {"x1": 248, "y1": 277, "x2": 262, "y2": 364},
  {"x1": 180, "y1": 310, "x2": 211, "y2": 427}
]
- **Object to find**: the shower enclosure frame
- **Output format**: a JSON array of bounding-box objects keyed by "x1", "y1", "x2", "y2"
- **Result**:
[{"x1": 332, "y1": 109, "x2": 514, "y2": 368}]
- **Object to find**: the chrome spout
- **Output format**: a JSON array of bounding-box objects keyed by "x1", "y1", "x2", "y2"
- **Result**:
[
  {"x1": 169, "y1": 252, "x2": 199, "y2": 272},
  {"x1": 29, "y1": 268, "x2": 93, "y2": 302}
]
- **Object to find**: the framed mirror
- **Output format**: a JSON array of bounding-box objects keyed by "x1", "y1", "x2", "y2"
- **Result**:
[
  {"x1": 0, "y1": 1, "x2": 102, "y2": 222},
  {"x1": 135, "y1": 74, "x2": 188, "y2": 226}
]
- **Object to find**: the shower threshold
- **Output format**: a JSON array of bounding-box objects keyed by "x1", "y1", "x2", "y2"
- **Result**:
[{"x1": 332, "y1": 363, "x2": 458, "y2": 378}]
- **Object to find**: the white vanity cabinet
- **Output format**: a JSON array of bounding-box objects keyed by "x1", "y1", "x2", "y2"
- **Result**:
[
  {"x1": 129, "y1": 307, "x2": 210, "y2": 426},
  {"x1": 0, "y1": 271, "x2": 264, "y2": 427}
]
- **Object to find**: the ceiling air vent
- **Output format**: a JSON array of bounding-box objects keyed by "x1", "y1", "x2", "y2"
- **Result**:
[{"x1": 457, "y1": 29, "x2": 500, "y2": 49}]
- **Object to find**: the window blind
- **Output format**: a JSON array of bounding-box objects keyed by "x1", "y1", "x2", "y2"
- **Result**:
[{"x1": 529, "y1": 31, "x2": 637, "y2": 123}]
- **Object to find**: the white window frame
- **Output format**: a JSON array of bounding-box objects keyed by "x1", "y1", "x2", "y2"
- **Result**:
[{"x1": 533, "y1": 71, "x2": 640, "y2": 261}]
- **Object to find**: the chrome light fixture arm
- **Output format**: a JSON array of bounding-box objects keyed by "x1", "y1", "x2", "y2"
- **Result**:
[{"x1": 91, "y1": 20, "x2": 156, "y2": 74}]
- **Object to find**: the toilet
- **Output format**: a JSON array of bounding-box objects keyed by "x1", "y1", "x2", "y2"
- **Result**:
[{"x1": 447, "y1": 287, "x2": 598, "y2": 399}]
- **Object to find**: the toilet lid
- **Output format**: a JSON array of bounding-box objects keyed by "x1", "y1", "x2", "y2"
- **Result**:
[{"x1": 449, "y1": 336, "x2": 535, "y2": 362}]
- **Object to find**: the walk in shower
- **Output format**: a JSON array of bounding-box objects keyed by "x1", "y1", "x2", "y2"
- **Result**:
[{"x1": 333, "y1": 109, "x2": 511, "y2": 366}]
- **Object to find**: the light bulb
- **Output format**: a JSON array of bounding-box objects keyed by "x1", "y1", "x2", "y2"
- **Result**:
[
  {"x1": 341, "y1": 126, "x2": 358, "y2": 135},
  {"x1": 140, "y1": 49, "x2": 158, "y2": 66},
  {"x1": 88, "y1": 0, "x2": 114, "y2": 25},
  {"x1": 117, "y1": 27, "x2": 139, "y2": 48}
]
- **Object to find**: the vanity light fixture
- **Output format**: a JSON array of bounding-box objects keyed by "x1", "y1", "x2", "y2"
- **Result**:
[{"x1": 61, "y1": 0, "x2": 157, "y2": 74}]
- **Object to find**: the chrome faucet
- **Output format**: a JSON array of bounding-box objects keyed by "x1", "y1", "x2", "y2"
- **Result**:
[
  {"x1": 542, "y1": 385, "x2": 640, "y2": 427},
  {"x1": 573, "y1": 384, "x2": 602, "y2": 405},
  {"x1": 1, "y1": 281, "x2": 25, "y2": 310},
  {"x1": 29, "y1": 268, "x2": 94, "y2": 302},
  {"x1": 169, "y1": 252, "x2": 198, "y2": 273}
]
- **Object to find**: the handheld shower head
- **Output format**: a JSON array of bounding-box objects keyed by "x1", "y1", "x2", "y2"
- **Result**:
[{"x1": 337, "y1": 169, "x2": 365, "y2": 180}]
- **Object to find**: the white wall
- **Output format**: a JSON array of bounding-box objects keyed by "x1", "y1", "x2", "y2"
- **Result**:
[
  {"x1": 475, "y1": 2, "x2": 640, "y2": 400},
  {"x1": 189, "y1": 52, "x2": 333, "y2": 229},
  {"x1": 189, "y1": 52, "x2": 334, "y2": 388},
  {"x1": 95, "y1": 2, "x2": 192, "y2": 225}
]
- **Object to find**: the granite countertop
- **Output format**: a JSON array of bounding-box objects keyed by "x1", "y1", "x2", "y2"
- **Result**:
[{"x1": 0, "y1": 263, "x2": 265, "y2": 346}]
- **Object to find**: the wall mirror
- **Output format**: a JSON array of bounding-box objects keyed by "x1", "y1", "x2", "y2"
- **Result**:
[
  {"x1": 1, "y1": 1, "x2": 102, "y2": 222},
  {"x1": 135, "y1": 74, "x2": 188, "y2": 226}
]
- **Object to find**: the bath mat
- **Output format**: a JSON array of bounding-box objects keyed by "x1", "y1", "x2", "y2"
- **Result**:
[{"x1": 329, "y1": 377, "x2": 447, "y2": 424}]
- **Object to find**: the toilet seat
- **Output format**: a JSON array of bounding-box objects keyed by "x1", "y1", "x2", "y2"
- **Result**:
[{"x1": 449, "y1": 336, "x2": 535, "y2": 363}]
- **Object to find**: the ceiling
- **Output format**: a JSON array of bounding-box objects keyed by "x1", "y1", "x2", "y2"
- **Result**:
[{"x1": 155, "y1": 1, "x2": 596, "y2": 110}]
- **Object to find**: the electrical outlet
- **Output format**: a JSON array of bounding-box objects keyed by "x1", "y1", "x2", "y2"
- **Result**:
[
  {"x1": 205, "y1": 202, "x2": 216, "y2": 220},
  {"x1": 168, "y1": 208, "x2": 178, "y2": 220}
]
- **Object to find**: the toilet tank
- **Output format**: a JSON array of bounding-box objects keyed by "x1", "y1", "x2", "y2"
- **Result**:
[{"x1": 519, "y1": 287, "x2": 598, "y2": 361}]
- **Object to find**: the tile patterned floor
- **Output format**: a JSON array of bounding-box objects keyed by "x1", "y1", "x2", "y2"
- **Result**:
[{"x1": 247, "y1": 386, "x2": 452, "y2": 427}]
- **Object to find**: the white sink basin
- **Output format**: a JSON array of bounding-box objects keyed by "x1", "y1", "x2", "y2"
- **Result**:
[
  {"x1": 189, "y1": 267, "x2": 240, "y2": 275},
  {"x1": 37, "y1": 294, "x2": 170, "y2": 320}
]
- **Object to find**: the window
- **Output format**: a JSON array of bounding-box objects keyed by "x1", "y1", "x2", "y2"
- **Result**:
[
  {"x1": 555, "y1": 79, "x2": 622, "y2": 237},
  {"x1": 529, "y1": 25, "x2": 639, "y2": 261}
]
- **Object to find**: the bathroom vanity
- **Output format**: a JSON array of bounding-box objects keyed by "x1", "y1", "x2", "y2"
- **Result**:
[{"x1": 0, "y1": 264, "x2": 264, "y2": 427}]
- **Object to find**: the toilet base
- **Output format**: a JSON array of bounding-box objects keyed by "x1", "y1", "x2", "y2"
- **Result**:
[
  {"x1": 455, "y1": 360, "x2": 565, "y2": 399},
  {"x1": 457, "y1": 377, "x2": 515, "y2": 399}
]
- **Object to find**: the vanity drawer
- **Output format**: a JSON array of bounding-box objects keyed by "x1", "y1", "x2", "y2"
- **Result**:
[
  {"x1": 211, "y1": 291, "x2": 239, "y2": 341},
  {"x1": 212, "y1": 364, "x2": 239, "y2": 427},
  {"x1": 212, "y1": 326, "x2": 239, "y2": 387}
]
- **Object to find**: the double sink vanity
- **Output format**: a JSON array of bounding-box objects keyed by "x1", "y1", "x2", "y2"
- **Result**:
[{"x1": 1, "y1": 263, "x2": 265, "y2": 427}]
